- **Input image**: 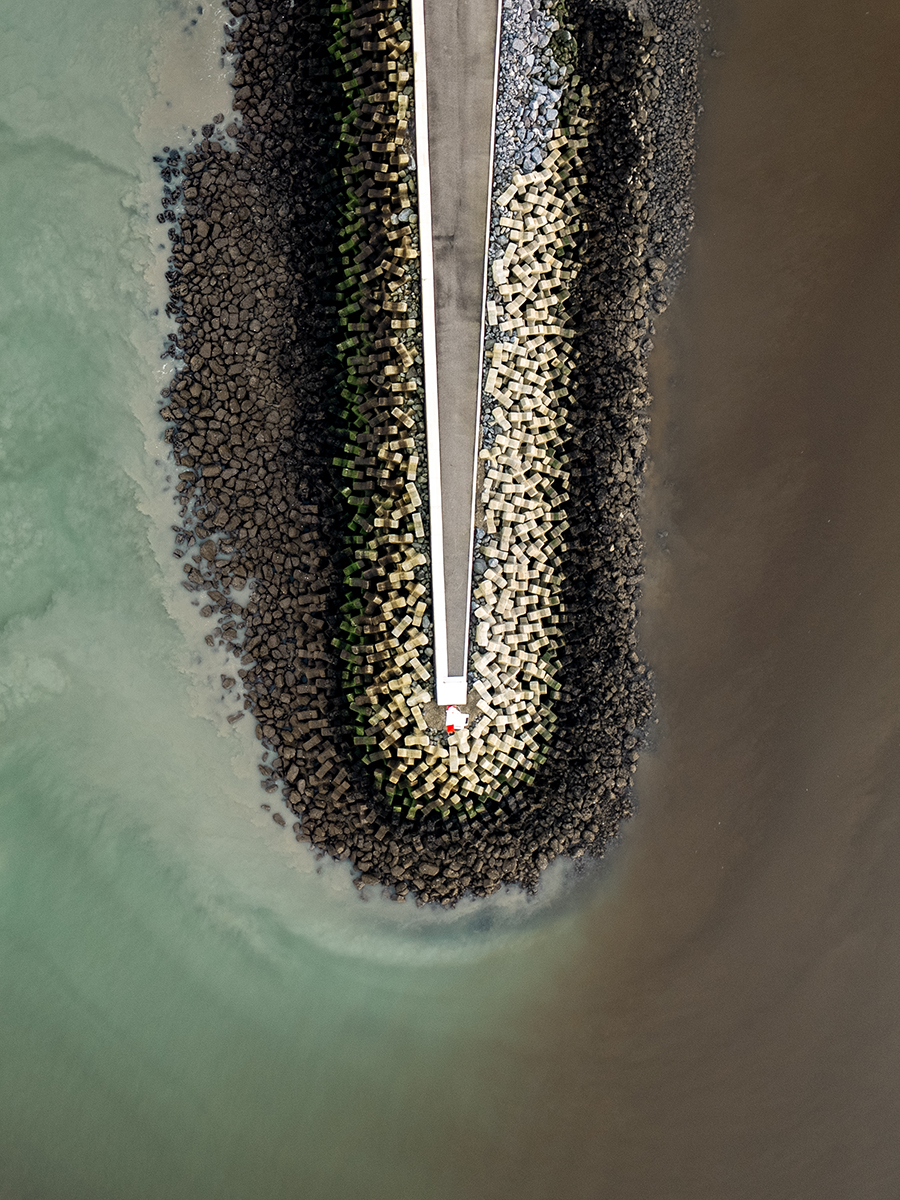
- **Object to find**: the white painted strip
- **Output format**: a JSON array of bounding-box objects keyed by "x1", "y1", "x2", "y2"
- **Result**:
[
  {"x1": 439, "y1": 675, "x2": 469, "y2": 706},
  {"x1": 410, "y1": 0, "x2": 452, "y2": 705}
]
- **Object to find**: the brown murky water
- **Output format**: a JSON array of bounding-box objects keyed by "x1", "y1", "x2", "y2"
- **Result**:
[{"x1": 431, "y1": 0, "x2": 900, "y2": 1195}]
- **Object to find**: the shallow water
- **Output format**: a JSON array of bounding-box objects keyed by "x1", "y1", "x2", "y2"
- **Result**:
[{"x1": 2, "y1": 0, "x2": 899, "y2": 1196}]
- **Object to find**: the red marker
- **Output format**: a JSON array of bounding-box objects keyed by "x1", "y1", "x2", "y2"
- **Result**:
[{"x1": 445, "y1": 705, "x2": 469, "y2": 734}]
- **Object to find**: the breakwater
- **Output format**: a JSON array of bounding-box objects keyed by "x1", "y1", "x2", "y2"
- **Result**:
[{"x1": 157, "y1": 0, "x2": 699, "y2": 903}]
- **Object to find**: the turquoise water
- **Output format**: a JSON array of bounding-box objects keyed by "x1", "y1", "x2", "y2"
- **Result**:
[{"x1": 0, "y1": 3, "x2": 608, "y2": 1196}]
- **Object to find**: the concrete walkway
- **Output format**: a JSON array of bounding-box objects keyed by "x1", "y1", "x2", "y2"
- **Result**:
[{"x1": 412, "y1": 0, "x2": 501, "y2": 705}]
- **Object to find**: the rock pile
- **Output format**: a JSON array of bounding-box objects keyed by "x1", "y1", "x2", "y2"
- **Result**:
[
  {"x1": 493, "y1": 0, "x2": 571, "y2": 178},
  {"x1": 155, "y1": 0, "x2": 699, "y2": 904},
  {"x1": 326, "y1": 2, "x2": 443, "y2": 817}
]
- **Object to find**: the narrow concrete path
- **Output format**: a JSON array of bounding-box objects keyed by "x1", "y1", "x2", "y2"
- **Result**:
[{"x1": 413, "y1": 0, "x2": 501, "y2": 704}]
